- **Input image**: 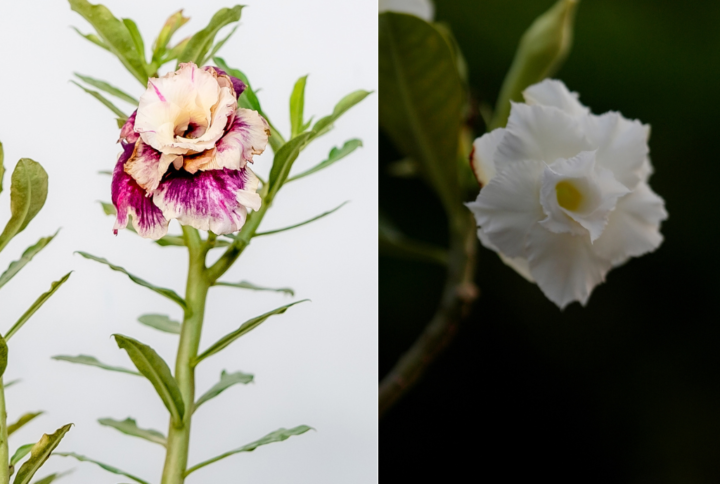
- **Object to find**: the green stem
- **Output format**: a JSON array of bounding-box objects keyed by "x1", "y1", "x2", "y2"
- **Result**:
[
  {"x1": 160, "y1": 227, "x2": 210, "y2": 484},
  {"x1": 0, "y1": 379, "x2": 7, "y2": 484}
]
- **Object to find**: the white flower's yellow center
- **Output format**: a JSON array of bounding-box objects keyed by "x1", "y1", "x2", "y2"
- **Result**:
[{"x1": 555, "y1": 180, "x2": 582, "y2": 211}]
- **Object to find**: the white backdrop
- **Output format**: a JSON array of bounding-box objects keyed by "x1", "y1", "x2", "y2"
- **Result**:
[{"x1": 0, "y1": 1, "x2": 377, "y2": 483}]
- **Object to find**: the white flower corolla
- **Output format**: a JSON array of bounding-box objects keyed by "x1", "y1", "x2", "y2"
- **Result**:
[
  {"x1": 378, "y1": 0, "x2": 434, "y2": 21},
  {"x1": 466, "y1": 79, "x2": 667, "y2": 308}
]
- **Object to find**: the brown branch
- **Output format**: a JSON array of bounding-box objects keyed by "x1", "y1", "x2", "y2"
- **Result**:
[{"x1": 379, "y1": 211, "x2": 478, "y2": 417}]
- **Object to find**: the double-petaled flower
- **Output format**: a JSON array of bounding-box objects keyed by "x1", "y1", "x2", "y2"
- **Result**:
[
  {"x1": 112, "y1": 62, "x2": 270, "y2": 239},
  {"x1": 467, "y1": 79, "x2": 667, "y2": 308}
]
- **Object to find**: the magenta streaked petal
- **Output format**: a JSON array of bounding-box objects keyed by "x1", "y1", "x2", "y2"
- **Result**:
[
  {"x1": 206, "y1": 66, "x2": 247, "y2": 99},
  {"x1": 123, "y1": 140, "x2": 172, "y2": 194},
  {"x1": 118, "y1": 110, "x2": 139, "y2": 144},
  {"x1": 153, "y1": 167, "x2": 261, "y2": 235},
  {"x1": 112, "y1": 144, "x2": 169, "y2": 239}
]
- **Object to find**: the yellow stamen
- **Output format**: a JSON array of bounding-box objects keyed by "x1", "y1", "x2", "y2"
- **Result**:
[{"x1": 556, "y1": 181, "x2": 582, "y2": 211}]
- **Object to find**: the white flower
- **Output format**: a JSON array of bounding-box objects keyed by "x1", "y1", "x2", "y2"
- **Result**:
[
  {"x1": 378, "y1": 0, "x2": 434, "y2": 21},
  {"x1": 466, "y1": 79, "x2": 667, "y2": 308}
]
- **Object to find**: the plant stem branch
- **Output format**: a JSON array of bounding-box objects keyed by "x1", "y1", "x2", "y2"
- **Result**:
[{"x1": 379, "y1": 211, "x2": 477, "y2": 417}]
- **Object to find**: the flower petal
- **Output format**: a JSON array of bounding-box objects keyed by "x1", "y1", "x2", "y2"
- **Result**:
[
  {"x1": 470, "y1": 128, "x2": 505, "y2": 187},
  {"x1": 206, "y1": 66, "x2": 247, "y2": 99},
  {"x1": 466, "y1": 159, "x2": 545, "y2": 258},
  {"x1": 153, "y1": 167, "x2": 261, "y2": 235},
  {"x1": 593, "y1": 181, "x2": 667, "y2": 265},
  {"x1": 476, "y1": 227, "x2": 534, "y2": 282},
  {"x1": 112, "y1": 144, "x2": 169, "y2": 239},
  {"x1": 522, "y1": 79, "x2": 589, "y2": 118},
  {"x1": 526, "y1": 225, "x2": 612, "y2": 309},
  {"x1": 118, "y1": 110, "x2": 138, "y2": 144}
]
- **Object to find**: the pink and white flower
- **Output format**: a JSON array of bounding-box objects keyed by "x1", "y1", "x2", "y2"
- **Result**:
[{"x1": 112, "y1": 62, "x2": 270, "y2": 239}]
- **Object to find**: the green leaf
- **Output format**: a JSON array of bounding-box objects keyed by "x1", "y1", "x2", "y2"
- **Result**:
[
  {"x1": 113, "y1": 335, "x2": 185, "y2": 426},
  {"x1": 163, "y1": 37, "x2": 190, "y2": 64},
  {"x1": 5, "y1": 272, "x2": 71, "y2": 341},
  {"x1": 12, "y1": 424, "x2": 72, "y2": 484},
  {"x1": 379, "y1": 213, "x2": 448, "y2": 265},
  {"x1": 8, "y1": 413, "x2": 43, "y2": 436},
  {"x1": 71, "y1": 81, "x2": 127, "y2": 120},
  {"x1": 28, "y1": 470, "x2": 72, "y2": 484},
  {"x1": 194, "y1": 300, "x2": 308, "y2": 365},
  {"x1": 254, "y1": 201, "x2": 348, "y2": 237},
  {"x1": 0, "y1": 231, "x2": 58, "y2": 291},
  {"x1": 99, "y1": 201, "x2": 116, "y2": 216},
  {"x1": 137, "y1": 314, "x2": 181, "y2": 334},
  {"x1": 0, "y1": 141, "x2": 5, "y2": 194},
  {"x1": 312, "y1": 90, "x2": 371, "y2": 139},
  {"x1": 51, "y1": 355, "x2": 140, "y2": 376},
  {"x1": 290, "y1": 76, "x2": 308, "y2": 138},
  {"x1": 74, "y1": 73, "x2": 138, "y2": 105},
  {"x1": 177, "y1": 6, "x2": 243, "y2": 66},
  {"x1": 289, "y1": 139, "x2": 362, "y2": 182},
  {"x1": 70, "y1": 26, "x2": 110, "y2": 52},
  {"x1": 0, "y1": 159, "x2": 48, "y2": 254},
  {"x1": 194, "y1": 370, "x2": 253, "y2": 412},
  {"x1": 68, "y1": 0, "x2": 148, "y2": 84},
  {"x1": 153, "y1": 235, "x2": 185, "y2": 247},
  {"x1": 4, "y1": 379, "x2": 19, "y2": 389},
  {"x1": 10, "y1": 444, "x2": 34, "y2": 466},
  {"x1": 213, "y1": 280, "x2": 294, "y2": 296},
  {"x1": 267, "y1": 132, "x2": 313, "y2": 204},
  {"x1": 379, "y1": 12, "x2": 464, "y2": 214},
  {"x1": 185, "y1": 425, "x2": 312, "y2": 475},
  {"x1": 75, "y1": 252, "x2": 186, "y2": 309},
  {"x1": 98, "y1": 417, "x2": 166, "y2": 446},
  {"x1": 152, "y1": 10, "x2": 189, "y2": 64},
  {"x1": 121, "y1": 18, "x2": 146, "y2": 69},
  {"x1": 201, "y1": 24, "x2": 238, "y2": 66},
  {"x1": 55, "y1": 453, "x2": 149, "y2": 484},
  {"x1": 0, "y1": 335, "x2": 7, "y2": 378}
]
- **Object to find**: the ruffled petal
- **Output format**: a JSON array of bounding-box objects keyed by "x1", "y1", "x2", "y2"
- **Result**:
[
  {"x1": 123, "y1": 140, "x2": 168, "y2": 194},
  {"x1": 153, "y1": 167, "x2": 261, "y2": 235},
  {"x1": 118, "y1": 110, "x2": 138, "y2": 144},
  {"x1": 466, "y1": 159, "x2": 545, "y2": 258},
  {"x1": 526, "y1": 225, "x2": 612, "y2": 309},
  {"x1": 111, "y1": 144, "x2": 169, "y2": 239},
  {"x1": 470, "y1": 128, "x2": 505, "y2": 187},
  {"x1": 205, "y1": 66, "x2": 247, "y2": 99},
  {"x1": 476, "y1": 227, "x2": 534, "y2": 282},
  {"x1": 592, "y1": 182, "x2": 667, "y2": 265},
  {"x1": 522, "y1": 79, "x2": 589, "y2": 118},
  {"x1": 495, "y1": 103, "x2": 593, "y2": 169}
]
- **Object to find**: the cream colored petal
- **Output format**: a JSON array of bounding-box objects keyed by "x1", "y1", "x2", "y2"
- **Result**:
[
  {"x1": 523, "y1": 79, "x2": 589, "y2": 118},
  {"x1": 470, "y1": 128, "x2": 505, "y2": 187}
]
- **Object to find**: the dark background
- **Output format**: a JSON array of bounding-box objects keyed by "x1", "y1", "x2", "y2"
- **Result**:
[{"x1": 380, "y1": 1, "x2": 720, "y2": 482}]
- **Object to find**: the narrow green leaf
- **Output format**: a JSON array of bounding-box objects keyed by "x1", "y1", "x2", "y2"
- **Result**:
[
  {"x1": 12, "y1": 424, "x2": 72, "y2": 484},
  {"x1": 194, "y1": 300, "x2": 308, "y2": 365},
  {"x1": 290, "y1": 76, "x2": 308, "y2": 138},
  {"x1": 154, "y1": 236, "x2": 185, "y2": 247},
  {"x1": 8, "y1": 413, "x2": 43, "y2": 436},
  {"x1": 71, "y1": 81, "x2": 127, "y2": 119},
  {"x1": 0, "y1": 231, "x2": 59, "y2": 291},
  {"x1": 99, "y1": 201, "x2": 115, "y2": 216},
  {"x1": 289, "y1": 139, "x2": 362, "y2": 182},
  {"x1": 10, "y1": 444, "x2": 33, "y2": 466},
  {"x1": 185, "y1": 425, "x2": 312, "y2": 475},
  {"x1": 137, "y1": 314, "x2": 181, "y2": 334},
  {"x1": 68, "y1": 0, "x2": 148, "y2": 84},
  {"x1": 0, "y1": 141, "x2": 5, "y2": 195},
  {"x1": 0, "y1": 335, "x2": 7, "y2": 378},
  {"x1": 97, "y1": 170, "x2": 113, "y2": 176},
  {"x1": 312, "y1": 90, "x2": 371, "y2": 139},
  {"x1": 5, "y1": 272, "x2": 71, "y2": 341},
  {"x1": 0, "y1": 159, "x2": 48, "y2": 254},
  {"x1": 267, "y1": 132, "x2": 313, "y2": 204},
  {"x1": 74, "y1": 73, "x2": 138, "y2": 105},
  {"x1": 201, "y1": 24, "x2": 238, "y2": 66},
  {"x1": 121, "y1": 18, "x2": 146, "y2": 69},
  {"x1": 28, "y1": 470, "x2": 72, "y2": 484},
  {"x1": 4, "y1": 379, "x2": 19, "y2": 389},
  {"x1": 178, "y1": 6, "x2": 243, "y2": 65},
  {"x1": 379, "y1": 213, "x2": 448, "y2": 265},
  {"x1": 75, "y1": 252, "x2": 186, "y2": 309},
  {"x1": 55, "y1": 453, "x2": 149, "y2": 484},
  {"x1": 113, "y1": 335, "x2": 185, "y2": 426},
  {"x1": 213, "y1": 280, "x2": 294, "y2": 296},
  {"x1": 152, "y1": 10, "x2": 189, "y2": 63},
  {"x1": 52, "y1": 355, "x2": 140, "y2": 376},
  {"x1": 254, "y1": 202, "x2": 348, "y2": 237},
  {"x1": 98, "y1": 417, "x2": 166, "y2": 446},
  {"x1": 163, "y1": 37, "x2": 190, "y2": 63},
  {"x1": 194, "y1": 370, "x2": 253, "y2": 412},
  {"x1": 70, "y1": 26, "x2": 110, "y2": 52}
]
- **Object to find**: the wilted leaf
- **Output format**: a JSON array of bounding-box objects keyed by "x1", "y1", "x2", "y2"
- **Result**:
[
  {"x1": 0, "y1": 159, "x2": 48, "y2": 254},
  {"x1": 289, "y1": 139, "x2": 362, "y2": 182},
  {"x1": 137, "y1": 314, "x2": 181, "y2": 334},
  {"x1": 177, "y1": 6, "x2": 243, "y2": 66},
  {"x1": 213, "y1": 280, "x2": 294, "y2": 296},
  {"x1": 0, "y1": 231, "x2": 59, "y2": 291},
  {"x1": 5, "y1": 273, "x2": 71, "y2": 341},
  {"x1": 51, "y1": 355, "x2": 140, "y2": 376},
  {"x1": 194, "y1": 370, "x2": 253, "y2": 412},
  {"x1": 12, "y1": 424, "x2": 72, "y2": 484},
  {"x1": 254, "y1": 202, "x2": 348, "y2": 237},
  {"x1": 98, "y1": 417, "x2": 166, "y2": 446},
  {"x1": 55, "y1": 453, "x2": 149, "y2": 484}
]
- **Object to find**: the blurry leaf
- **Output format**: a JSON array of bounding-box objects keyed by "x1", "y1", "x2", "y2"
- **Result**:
[
  {"x1": 311, "y1": 90, "x2": 371, "y2": 139},
  {"x1": 68, "y1": 0, "x2": 148, "y2": 84},
  {"x1": 491, "y1": 0, "x2": 578, "y2": 129},
  {"x1": 70, "y1": 26, "x2": 110, "y2": 52},
  {"x1": 137, "y1": 314, "x2": 181, "y2": 334},
  {"x1": 28, "y1": 470, "x2": 72, "y2": 484},
  {"x1": 10, "y1": 444, "x2": 33, "y2": 466},
  {"x1": 4, "y1": 379, "x2": 19, "y2": 389},
  {"x1": 201, "y1": 24, "x2": 238, "y2": 66},
  {"x1": 386, "y1": 157, "x2": 419, "y2": 177},
  {"x1": 97, "y1": 170, "x2": 113, "y2": 176},
  {"x1": 75, "y1": 252, "x2": 186, "y2": 309},
  {"x1": 163, "y1": 37, "x2": 190, "y2": 64},
  {"x1": 5, "y1": 273, "x2": 71, "y2": 341},
  {"x1": 55, "y1": 453, "x2": 149, "y2": 484},
  {"x1": 0, "y1": 141, "x2": 5, "y2": 194},
  {"x1": 71, "y1": 81, "x2": 127, "y2": 119},
  {"x1": 254, "y1": 202, "x2": 348, "y2": 237},
  {"x1": 99, "y1": 201, "x2": 115, "y2": 216},
  {"x1": 152, "y1": 10, "x2": 189, "y2": 63},
  {"x1": 185, "y1": 425, "x2": 312, "y2": 475},
  {"x1": 113, "y1": 335, "x2": 185, "y2": 426},
  {"x1": 98, "y1": 417, "x2": 166, "y2": 446},
  {"x1": 267, "y1": 133, "x2": 313, "y2": 204},
  {"x1": 379, "y1": 213, "x2": 448, "y2": 265},
  {"x1": 0, "y1": 159, "x2": 48, "y2": 254},
  {"x1": 8, "y1": 413, "x2": 43, "y2": 436},
  {"x1": 0, "y1": 231, "x2": 59, "y2": 291},
  {"x1": 12, "y1": 424, "x2": 72, "y2": 484},
  {"x1": 0, "y1": 335, "x2": 7, "y2": 378},
  {"x1": 213, "y1": 280, "x2": 294, "y2": 296},
  {"x1": 154, "y1": 236, "x2": 185, "y2": 247},
  {"x1": 74, "y1": 73, "x2": 138, "y2": 105},
  {"x1": 290, "y1": 76, "x2": 308, "y2": 138},
  {"x1": 51, "y1": 355, "x2": 140, "y2": 376},
  {"x1": 121, "y1": 18, "x2": 145, "y2": 68},
  {"x1": 289, "y1": 139, "x2": 362, "y2": 182},
  {"x1": 194, "y1": 300, "x2": 308, "y2": 365},
  {"x1": 177, "y1": 6, "x2": 243, "y2": 66},
  {"x1": 194, "y1": 370, "x2": 253, "y2": 412}
]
